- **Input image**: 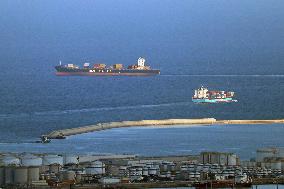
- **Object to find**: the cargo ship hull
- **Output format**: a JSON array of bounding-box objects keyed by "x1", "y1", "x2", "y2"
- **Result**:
[
  {"x1": 55, "y1": 66, "x2": 160, "y2": 76},
  {"x1": 192, "y1": 98, "x2": 236, "y2": 103}
]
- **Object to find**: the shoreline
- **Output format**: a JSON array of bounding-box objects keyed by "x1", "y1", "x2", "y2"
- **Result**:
[{"x1": 44, "y1": 118, "x2": 284, "y2": 139}]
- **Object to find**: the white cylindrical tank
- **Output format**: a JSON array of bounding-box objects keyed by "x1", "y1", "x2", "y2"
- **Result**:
[
  {"x1": 43, "y1": 155, "x2": 63, "y2": 166},
  {"x1": 195, "y1": 172, "x2": 201, "y2": 179},
  {"x1": 210, "y1": 153, "x2": 220, "y2": 164},
  {"x1": 200, "y1": 153, "x2": 210, "y2": 164},
  {"x1": 168, "y1": 163, "x2": 176, "y2": 171},
  {"x1": 28, "y1": 167, "x2": 40, "y2": 183},
  {"x1": 14, "y1": 167, "x2": 28, "y2": 184},
  {"x1": 189, "y1": 172, "x2": 195, "y2": 179},
  {"x1": 160, "y1": 163, "x2": 168, "y2": 172},
  {"x1": 137, "y1": 167, "x2": 143, "y2": 176},
  {"x1": 148, "y1": 167, "x2": 158, "y2": 175},
  {"x1": 63, "y1": 155, "x2": 78, "y2": 165},
  {"x1": 256, "y1": 148, "x2": 277, "y2": 162},
  {"x1": 2, "y1": 156, "x2": 20, "y2": 166},
  {"x1": 142, "y1": 167, "x2": 149, "y2": 176},
  {"x1": 85, "y1": 161, "x2": 105, "y2": 175},
  {"x1": 228, "y1": 154, "x2": 237, "y2": 166},
  {"x1": 21, "y1": 155, "x2": 42, "y2": 166},
  {"x1": 129, "y1": 168, "x2": 136, "y2": 176},
  {"x1": 219, "y1": 154, "x2": 227, "y2": 165},
  {"x1": 4, "y1": 167, "x2": 14, "y2": 184},
  {"x1": 180, "y1": 165, "x2": 188, "y2": 171}
]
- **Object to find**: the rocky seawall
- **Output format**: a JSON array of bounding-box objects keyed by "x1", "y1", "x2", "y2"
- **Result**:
[{"x1": 45, "y1": 118, "x2": 284, "y2": 139}]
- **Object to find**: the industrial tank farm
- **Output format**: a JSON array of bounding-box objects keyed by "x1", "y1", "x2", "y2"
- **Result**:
[{"x1": 0, "y1": 148, "x2": 283, "y2": 188}]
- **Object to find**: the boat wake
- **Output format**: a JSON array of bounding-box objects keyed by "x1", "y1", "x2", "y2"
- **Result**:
[{"x1": 0, "y1": 102, "x2": 191, "y2": 119}]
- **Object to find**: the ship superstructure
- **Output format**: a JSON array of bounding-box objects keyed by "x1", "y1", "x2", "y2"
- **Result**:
[
  {"x1": 192, "y1": 86, "x2": 237, "y2": 103},
  {"x1": 55, "y1": 57, "x2": 160, "y2": 76}
]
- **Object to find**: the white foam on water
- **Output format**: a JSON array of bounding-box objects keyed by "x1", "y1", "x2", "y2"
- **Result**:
[{"x1": 0, "y1": 101, "x2": 191, "y2": 119}]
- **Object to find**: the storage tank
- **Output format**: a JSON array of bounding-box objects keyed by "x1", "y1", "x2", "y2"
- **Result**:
[
  {"x1": 14, "y1": 167, "x2": 28, "y2": 184},
  {"x1": 4, "y1": 167, "x2": 14, "y2": 184},
  {"x1": 148, "y1": 167, "x2": 158, "y2": 175},
  {"x1": 43, "y1": 155, "x2": 63, "y2": 166},
  {"x1": 168, "y1": 163, "x2": 176, "y2": 171},
  {"x1": 118, "y1": 166, "x2": 128, "y2": 177},
  {"x1": 227, "y1": 154, "x2": 237, "y2": 166},
  {"x1": 142, "y1": 167, "x2": 149, "y2": 176},
  {"x1": 129, "y1": 168, "x2": 136, "y2": 176},
  {"x1": 28, "y1": 167, "x2": 40, "y2": 183},
  {"x1": 210, "y1": 153, "x2": 220, "y2": 164},
  {"x1": 63, "y1": 155, "x2": 78, "y2": 165},
  {"x1": 137, "y1": 167, "x2": 143, "y2": 176},
  {"x1": 180, "y1": 165, "x2": 188, "y2": 172},
  {"x1": 195, "y1": 172, "x2": 201, "y2": 179},
  {"x1": 85, "y1": 161, "x2": 105, "y2": 175},
  {"x1": 0, "y1": 167, "x2": 4, "y2": 185},
  {"x1": 199, "y1": 152, "x2": 210, "y2": 164},
  {"x1": 2, "y1": 156, "x2": 20, "y2": 166},
  {"x1": 160, "y1": 162, "x2": 168, "y2": 172},
  {"x1": 21, "y1": 155, "x2": 42, "y2": 166},
  {"x1": 189, "y1": 172, "x2": 195, "y2": 179},
  {"x1": 219, "y1": 153, "x2": 227, "y2": 165},
  {"x1": 256, "y1": 148, "x2": 277, "y2": 162}
]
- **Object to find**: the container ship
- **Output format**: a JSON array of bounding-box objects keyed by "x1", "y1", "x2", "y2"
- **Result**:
[
  {"x1": 55, "y1": 57, "x2": 160, "y2": 76},
  {"x1": 192, "y1": 86, "x2": 237, "y2": 103}
]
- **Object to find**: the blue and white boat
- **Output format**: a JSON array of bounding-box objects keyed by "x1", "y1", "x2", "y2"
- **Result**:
[{"x1": 192, "y1": 86, "x2": 237, "y2": 103}]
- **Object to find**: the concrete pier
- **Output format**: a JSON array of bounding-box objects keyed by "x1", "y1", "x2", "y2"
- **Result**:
[{"x1": 45, "y1": 118, "x2": 284, "y2": 139}]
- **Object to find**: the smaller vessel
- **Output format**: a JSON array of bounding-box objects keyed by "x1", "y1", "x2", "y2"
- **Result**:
[
  {"x1": 37, "y1": 136, "x2": 51, "y2": 143},
  {"x1": 192, "y1": 86, "x2": 237, "y2": 103}
]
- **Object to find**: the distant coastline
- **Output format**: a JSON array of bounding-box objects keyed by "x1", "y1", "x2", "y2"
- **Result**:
[{"x1": 45, "y1": 118, "x2": 284, "y2": 139}]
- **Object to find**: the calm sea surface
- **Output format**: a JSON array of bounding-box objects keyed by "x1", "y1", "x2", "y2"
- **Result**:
[
  {"x1": 0, "y1": 123, "x2": 283, "y2": 160},
  {"x1": 0, "y1": 75, "x2": 284, "y2": 158}
]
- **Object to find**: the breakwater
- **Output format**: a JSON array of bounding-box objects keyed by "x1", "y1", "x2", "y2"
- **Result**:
[{"x1": 45, "y1": 118, "x2": 284, "y2": 139}]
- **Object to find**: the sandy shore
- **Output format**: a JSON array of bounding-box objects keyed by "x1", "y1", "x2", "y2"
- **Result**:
[{"x1": 45, "y1": 118, "x2": 284, "y2": 139}]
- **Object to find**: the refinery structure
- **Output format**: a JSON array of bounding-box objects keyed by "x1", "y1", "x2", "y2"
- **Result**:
[{"x1": 1, "y1": 147, "x2": 284, "y2": 188}]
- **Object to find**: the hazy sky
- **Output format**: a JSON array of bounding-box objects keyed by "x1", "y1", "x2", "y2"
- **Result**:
[{"x1": 0, "y1": 0, "x2": 284, "y2": 74}]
